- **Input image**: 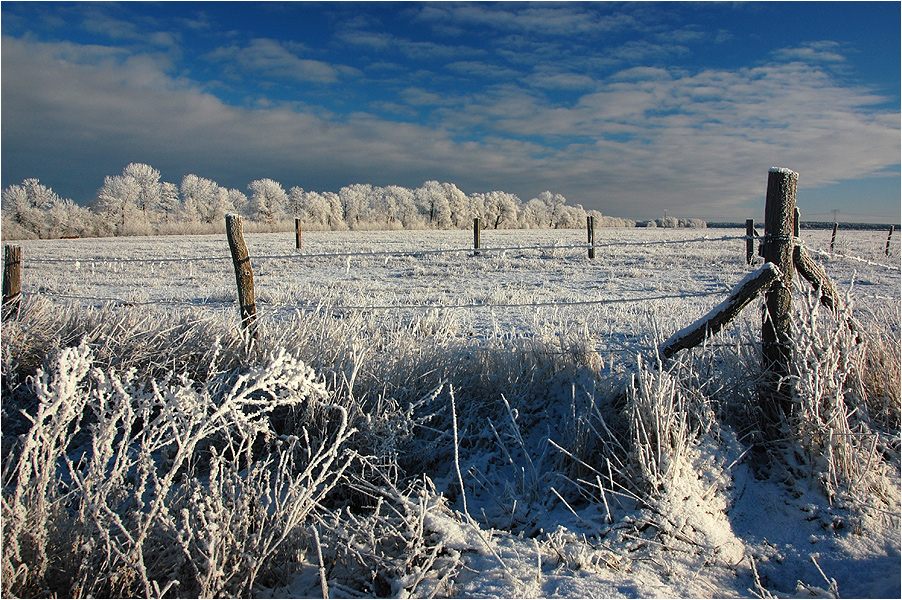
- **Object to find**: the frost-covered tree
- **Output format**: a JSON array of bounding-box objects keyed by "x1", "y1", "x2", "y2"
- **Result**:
[
  {"x1": 122, "y1": 163, "x2": 164, "y2": 220},
  {"x1": 248, "y1": 179, "x2": 287, "y2": 224},
  {"x1": 181, "y1": 174, "x2": 232, "y2": 224},
  {"x1": 532, "y1": 191, "x2": 567, "y2": 228},
  {"x1": 1, "y1": 178, "x2": 59, "y2": 237},
  {"x1": 226, "y1": 188, "x2": 249, "y2": 218},
  {"x1": 287, "y1": 187, "x2": 306, "y2": 219},
  {"x1": 415, "y1": 181, "x2": 452, "y2": 228},
  {"x1": 296, "y1": 190, "x2": 341, "y2": 228},
  {"x1": 1, "y1": 178, "x2": 96, "y2": 239},
  {"x1": 95, "y1": 173, "x2": 141, "y2": 235},
  {"x1": 157, "y1": 182, "x2": 180, "y2": 225},
  {"x1": 93, "y1": 163, "x2": 170, "y2": 234},
  {"x1": 339, "y1": 184, "x2": 372, "y2": 228},
  {"x1": 45, "y1": 198, "x2": 94, "y2": 238},
  {"x1": 523, "y1": 197, "x2": 551, "y2": 229},
  {"x1": 385, "y1": 185, "x2": 420, "y2": 229},
  {"x1": 480, "y1": 190, "x2": 521, "y2": 229},
  {"x1": 555, "y1": 203, "x2": 587, "y2": 228},
  {"x1": 444, "y1": 182, "x2": 471, "y2": 228}
]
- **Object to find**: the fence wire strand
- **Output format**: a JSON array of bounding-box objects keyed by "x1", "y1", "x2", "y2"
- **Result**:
[
  {"x1": 801, "y1": 243, "x2": 901, "y2": 272},
  {"x1": 20, "y1": 234, "x2": 747, "y2": 266},
  {"x1": 27, "y1": 288, "x2": 726, "y2": 314}
]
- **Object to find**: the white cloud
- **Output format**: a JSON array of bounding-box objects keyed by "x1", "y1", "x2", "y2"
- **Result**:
[
  {"x1": 415, "y1": 4, "x2": 641, "y2": 37},
  {"x1": 771, "y1": 41, "x2": 848, "y2": 64},
  {"x1": 1, "y1": 35, "x2": 898, "y2": 222},
  {"x1": 205, "y1": 38, "x2": 353, "y2": 83}
]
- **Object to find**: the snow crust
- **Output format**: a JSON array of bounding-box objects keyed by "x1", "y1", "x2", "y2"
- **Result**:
[{"x1": 769, "y1": 166, "x2": 800, "y2": 177}]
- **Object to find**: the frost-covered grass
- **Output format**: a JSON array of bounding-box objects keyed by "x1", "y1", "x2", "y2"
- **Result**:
[{"x1": 2, "y1": 228, "x2": 899, "y2": 598}]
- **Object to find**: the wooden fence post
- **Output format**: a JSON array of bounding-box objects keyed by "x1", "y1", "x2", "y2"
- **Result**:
[
  {"x1": 760, "y1": 167, "x2": 798, "y2": 433},
  {"x1": 3, "y1": 245, "x2": 22, "y2": 315},
  {"x1": 746, "y1": 219, "x2": 755, "y2": 265},
  {"x1": 587, "y1": 215, "x2": 596, "y2": 259},
  {"x1": 886, "y1": 225, "x2": 894, "y2": 257},
  {"x1": 473, "y1": 217, "x2": 481, "y2": 256},
  {"x1": 830, "y1": 222, "x2": 838, "y2": 252},
  {"x1": 225, "y1": 214, "x2": 258, "y2": 344},
  {"x1": 295, "y1": 218, "x2": 302, "y2": 250}
]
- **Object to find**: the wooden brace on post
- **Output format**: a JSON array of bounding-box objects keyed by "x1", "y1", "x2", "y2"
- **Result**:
[
  {"x1": 660, "y1": 263, "x2": 782, "y2": 359},
  {"x1": 793, "y1": 245, "x2": 863, "y2": 342}
]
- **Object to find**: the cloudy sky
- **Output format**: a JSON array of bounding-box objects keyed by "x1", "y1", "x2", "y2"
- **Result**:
[{"x1": 2, "y1": 1, "x2": 899, "y2": 222}]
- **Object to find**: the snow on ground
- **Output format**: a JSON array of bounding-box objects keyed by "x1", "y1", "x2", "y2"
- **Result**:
[{"x1": 10, "y1": 227, "x2": 901, "y2": 598}]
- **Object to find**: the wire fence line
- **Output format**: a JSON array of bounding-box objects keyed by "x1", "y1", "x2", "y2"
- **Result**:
[
  {"x1": 801, "y1": 244, "x2": 901, "y2": 272},
  {"x1": 26, "y1": 288, "x2": 727, "y2": 314},
  {"x1": 11, "y1": 231, "x2": 896, "y2": 324},
  {"x1": 20, "y1": 234, "x2": 748, "y2": 266},
  {"x1": 18, "y1": 234, "x2": 897, "y2": 274}
]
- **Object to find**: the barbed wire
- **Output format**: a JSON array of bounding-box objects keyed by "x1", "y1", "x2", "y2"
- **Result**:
[
  {"x1": 801, "y1": 244, "x2": 901, "y2": 272},
  {"x1": 26, "y1": 288, "x2": 726, "y2": 313},
  {"x1": 20, "y1": 234, "x2": 747, "y2": 266},
  {"x1": 23, "y1": 255, "x2": 232, "y2": 265},
  {"x1": 20, "y1": 291, "x2": 233, "y2": 307}
]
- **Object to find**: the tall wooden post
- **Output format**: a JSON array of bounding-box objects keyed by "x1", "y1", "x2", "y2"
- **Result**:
[
  {"x1": 886, "y1": 225, "x2": 894, "y2": 257},
  {"x1": 760, "y1": 167, "x2": 798, "y2": 433},
  {"x1": 295, "y1": 218, "x2": 302, "y2": 250},
  {"x1": 473, "y1": 217, "x2": 481, "y2": 256},
  {"x1": 830, "y1": 222, "x2": 838, "y2": 252},
  {"x1": 587, "y1": 215, "x2": 596, "y2": 259},
  {"x1": 225, "y1": 214, "x2": 258, "y2": 344},
  {"x1": 3, "y1": 245, "x2": 22, "y2": 316},
  {"x1": 746, "y1": 219, "x2": 755, "y2": 265}
]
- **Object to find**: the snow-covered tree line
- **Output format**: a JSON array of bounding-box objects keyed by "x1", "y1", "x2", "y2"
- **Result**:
[{"x1": 1, "y1": 162, "x2": 644, "y2": 239}]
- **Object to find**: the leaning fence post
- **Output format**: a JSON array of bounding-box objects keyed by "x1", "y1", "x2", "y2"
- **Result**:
[
  {"x1": 473, "y1": 217, "x2": 481, "y2": 256},
  {"x1": 760, "y1": 167, "x2": 798, "y2": 433},
  {"x1": 225, "y1": 214, "x2": 258, "y2": 344},
  {"x1": 587, "y1": 215, "x2": 596, "y2": 259},
  {"x1": 3, "y1": 245, "x2": 22, "y2": 316},
  {"x1": 886, "y1": 225, "x2": 894, "y2": 257},
  {"x1": 746, "y1": 219, "x2": 755, "y2": 265},
  {"x1": 295, "y1": 218, "x2": 302, "y2": 250},
  {"x1": 830, "y1": 222, "x2": 838, "y2": 252}
]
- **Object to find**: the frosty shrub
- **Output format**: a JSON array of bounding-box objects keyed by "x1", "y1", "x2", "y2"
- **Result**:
[
  {"x1": 1, "y1": 341, "x2": 354, "y2": 598},
  {"x1": 782, "y1": 289, "x2": 900, "y2": 504}
]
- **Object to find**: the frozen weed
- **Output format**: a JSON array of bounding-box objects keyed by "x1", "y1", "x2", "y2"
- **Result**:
[{"x1": 1, "y1": 341, "x2": 353, "y2": 598}]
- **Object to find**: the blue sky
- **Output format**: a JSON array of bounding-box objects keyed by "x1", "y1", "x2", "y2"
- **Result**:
[{"x1": 2, "y1": 1, "x2": 899, "y2": 222}]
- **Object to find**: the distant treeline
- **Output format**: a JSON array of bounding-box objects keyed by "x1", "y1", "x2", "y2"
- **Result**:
[
  {"x1": 708, "y1": 221, "x2": 899, "y2": 231},
  {"x1": 3, "y1": 162, "x2": 698, "y2": 240}
]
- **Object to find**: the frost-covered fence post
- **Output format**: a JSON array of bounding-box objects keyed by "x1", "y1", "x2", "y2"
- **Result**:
[
  {"x1": 473, "y1": 217, "x2": 481, "y2": 256},
  {"x1": 760, "y1": 167, "x2": 798, "y2": 432},
  {"x1": 746, "y1": 219, "x2": 755, "y2": 265},
  {"x1": 2, "y1": 245, "x2": 21, "y2": 315},
  {"x1": 225, "y1": 214, "x2": 258, "y2": 344},
  {"x1": 830, "y1": 222, "x2": 838, "y2": 251},
  {"x1": 295, "y1": 218, "x2": 302, "y2": 250},
  {"x1": 587, "y1": 215, "x2": 596, "y2": 259},
  {"x1": 886, "y1": 225, "x2": 894, "y2": 257}
]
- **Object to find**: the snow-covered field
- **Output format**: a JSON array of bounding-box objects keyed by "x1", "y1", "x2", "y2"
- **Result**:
[
  {"x1": 3, "y1": 227, "x2": 900, "y2": 598},
  {"x1": 14, "y1": 227, "x2": 900, "y2": 338}
]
